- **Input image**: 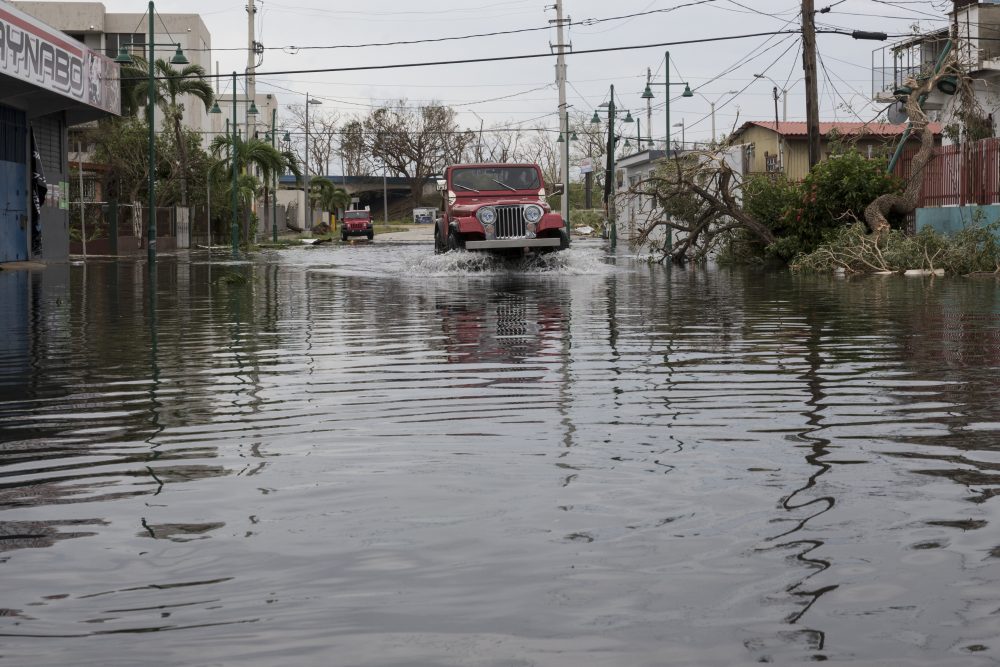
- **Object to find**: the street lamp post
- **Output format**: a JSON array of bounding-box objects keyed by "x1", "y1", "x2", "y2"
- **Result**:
[
  {"x1": 382, "y1": 162, "x2": 388, "y2": 225},
  {"x1": 113, "y1": 0, "x2": 190, "y2": 265},
  {"x1": 271, "y1": 108, "x2": 278, "y2": 242},
  {"x1": 753, "y1": 73, "x2": 787, "y2": 121},
  {"x1": 693, "y1": 90, "x2": 739, "y2": 144},
  {"x1": 207, "y1": 79, "x2": 240, "y2": 254},
  {"x1": 592, "y1": 86, "x2": 634, "y2": 250},
  {"x1": 304, "y1": 94, "x2": 322, "y2": 232},
  {"x1": 753, "y1": 74, "x2": 785, "y2": 170},
  {"x1": 556, "y1": 111, "x2": 577, "y2": 233},
  {"x1": 230, "y1": 72, "x2": 239, "y2": 255},
  {"x1": 640, "y1": 51, "x2": 693, "y2": 153}
]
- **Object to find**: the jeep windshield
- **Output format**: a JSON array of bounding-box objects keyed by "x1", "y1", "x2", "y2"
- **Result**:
[
  {"x1": 451, "y1": 167, "x2": 541, "y2": 193},
  {"x1": 344, "y1": 211, "x2": 370, "y2": 219}
]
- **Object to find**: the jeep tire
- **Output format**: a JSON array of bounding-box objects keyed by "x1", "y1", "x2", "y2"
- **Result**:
[
  {"x1": 559, "y1": 228, "x2": 570, "y2": 250},
  {"x1": 447, "y1": 228, "x2": 463, "y2": 252}
]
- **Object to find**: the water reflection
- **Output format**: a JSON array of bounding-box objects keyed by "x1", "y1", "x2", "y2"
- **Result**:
[{"x1": 0, "y1": 254, "x2": 999, "y2": 665}]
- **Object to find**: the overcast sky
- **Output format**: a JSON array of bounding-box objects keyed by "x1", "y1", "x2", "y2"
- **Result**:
[{"x1": 91, "y1": 0, "x2": 950, "y2": 146}]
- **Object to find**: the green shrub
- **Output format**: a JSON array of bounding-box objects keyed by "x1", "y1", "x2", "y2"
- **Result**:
[
  {"x1": 737, "y1": 151, "x2": 905, "y2": 264},
  {"x1": 779, "y1": 151, "x2": 904, "y2": 260}
]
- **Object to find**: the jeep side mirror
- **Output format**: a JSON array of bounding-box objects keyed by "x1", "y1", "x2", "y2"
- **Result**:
[
  {"x1": 550, "y1": 183, "x2": 564, "y2": 197},
  {"x1": 435, "y1": 179, "x2": 447, "y2": 191}
]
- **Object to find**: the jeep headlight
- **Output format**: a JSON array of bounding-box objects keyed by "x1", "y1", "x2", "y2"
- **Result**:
[
  {"x1": 523, "y1": 205, "x2": 543, "y2": 224},
  {"x1": 477, "y1": 207, "x2": 497, "y2": 225}
]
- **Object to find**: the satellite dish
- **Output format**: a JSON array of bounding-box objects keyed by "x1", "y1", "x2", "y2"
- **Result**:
[{"x1": 887, "y1": 100, "x2": 908, "y2": 125}]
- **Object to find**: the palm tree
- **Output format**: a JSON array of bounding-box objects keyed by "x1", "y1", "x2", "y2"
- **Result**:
[
  {"x1": 133, "y1": 59, "x2": 214, "y2": 207},
  {"x1": 210, "y1": 134, "x2": 301, "y2": 240},
  {"x1": 310, "y1": 178, "x2": 351, "y2": 223}
]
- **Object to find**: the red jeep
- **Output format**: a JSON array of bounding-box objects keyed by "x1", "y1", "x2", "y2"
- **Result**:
[
  {"x1": 341, "y1": 209, "x2": 374, "y2": 241},
  {"x1": 433, "y1": 163, "x2": 569, "y2": 254}
]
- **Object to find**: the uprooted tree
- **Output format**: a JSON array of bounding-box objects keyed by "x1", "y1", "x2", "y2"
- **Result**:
[{"x1": 864, "y1": 52, "x2": 961, "y2": 235}]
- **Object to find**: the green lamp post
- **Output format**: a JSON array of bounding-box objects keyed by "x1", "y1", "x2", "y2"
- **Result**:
[
  {"x1": 114, "y1": 0, "x2": 190, "y2": 265},
  {"x1": 230, "y1": 72, "x2": 239, "y2": 256},
  {"x1": 209, "y1": 74, "x2": 240, "y2": 255},
  {"x1": 593, "y1": 86, "x2": 634, "y2": 250},
  {"x1": 640, "y1": 51, "x2": 693, "y2": 153},
  {"x1": 271, "y1": 108, "x2": 278, "y2": 243}
]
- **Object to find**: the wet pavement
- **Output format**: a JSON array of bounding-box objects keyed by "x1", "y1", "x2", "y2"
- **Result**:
[{"x1": 1, "y1": 240, "x2": 999, "y2": 666}]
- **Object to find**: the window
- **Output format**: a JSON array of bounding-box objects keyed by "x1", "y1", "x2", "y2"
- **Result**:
[
  {"x1": 451, "y1": 166, "x2": 540, "y2": 192},
  {"x1": 105, "y1": 33, "x2": 145, "y2": 59}
]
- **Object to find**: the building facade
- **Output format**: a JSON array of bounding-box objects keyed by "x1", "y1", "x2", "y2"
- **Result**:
[
  {"x1": 13, "y1": 1, "x2": 214, "y2": 136},
  {"x1": 731, "y1": 121, "x2": 941, "y2": 181},
  {"x1": 0, "y1": 0, "x2": 119, "y2": 264},
  {"x1": 871, "y1": 1, "x2": 1000, "y2": 234}
]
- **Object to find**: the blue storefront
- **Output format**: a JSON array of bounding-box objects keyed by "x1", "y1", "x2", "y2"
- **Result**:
[{"x1": 0, "y1": 1, "x2": 119, "y2": 265}]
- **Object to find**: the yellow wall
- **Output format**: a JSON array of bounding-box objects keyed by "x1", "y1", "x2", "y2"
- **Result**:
[{"x1": 737, "y1": 127, "x2": 909, "y2": 180}]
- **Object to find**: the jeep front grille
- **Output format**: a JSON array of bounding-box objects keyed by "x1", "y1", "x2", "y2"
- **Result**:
[{"x1": 495, "y1": 206, "x2": 526, "y2": 238}]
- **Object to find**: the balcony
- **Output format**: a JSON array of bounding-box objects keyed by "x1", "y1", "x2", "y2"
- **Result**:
[
  {"x1": 872, "y1": 29, "x2": 949, "y2": 103},
  {"x1": 874, "y1": 4, "x2": 1000, "y2": 103}
]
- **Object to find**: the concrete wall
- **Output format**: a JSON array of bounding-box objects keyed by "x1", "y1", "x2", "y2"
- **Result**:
[
  {"x1": 276, "y1": 190, "x2": 305, "y2": 231},
  {"x1": 14, "y1": 3, "x2": 214, "y2": 137},
  {"x1": 12, "y1": 2, "x2": 105, "y2": 31},
  {"x1": 916, "y1": 204, "x2": 1000, "y2": 236}
]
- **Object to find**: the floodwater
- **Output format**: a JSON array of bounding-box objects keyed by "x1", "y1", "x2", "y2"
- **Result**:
[{"x1": 1, "y1": 240, "x2": 1000, "y2": 666}]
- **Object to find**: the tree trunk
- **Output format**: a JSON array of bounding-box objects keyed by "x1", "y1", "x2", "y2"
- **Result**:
[
  {"x1": 174, "y1": 117, "x2": 189, "y2": 207},
  {"x1": 864, "y1": 62, "x2": 951, "y2": 234},
  {"x1": 263, "y1": 186, "x2": 270, "y2": 240}
]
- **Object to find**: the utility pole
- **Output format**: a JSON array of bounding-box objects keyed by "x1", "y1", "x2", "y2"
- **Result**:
[
  {"x1": 305, "y1": 92, "x2": 312, "y2": 231},
  {"x1": 246, "y1": 0, "x2": 256, "y2": 142},
  {"x1": 802, "y1": 0, "x2": 821, "y2": 168},
  {"x1": 550, "y1": 0, "x2": 570, "y2": 227},
  {"x1": 604, "y1": 85, "x2": 616, "y2": 249}
]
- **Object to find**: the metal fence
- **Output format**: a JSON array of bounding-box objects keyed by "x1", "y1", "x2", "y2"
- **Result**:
[
  {"x1": 895, "y1": 137, "x2": 1000, "y2": 208},
  {"x1": 68, "y1": 202, "x2": 295, "y2": 253},
  {"x1": 69, "y1": 203, "x2": 177, "y2": 255}
]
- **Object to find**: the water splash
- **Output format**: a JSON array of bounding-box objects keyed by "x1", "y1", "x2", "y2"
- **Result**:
[{"x1": 392, "y1": 246, "x2": 616, "y2": 277}]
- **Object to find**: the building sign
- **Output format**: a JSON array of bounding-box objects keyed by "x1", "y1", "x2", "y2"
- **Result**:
[{"x1": 0, "y1": 4, "x2": 120, "y2": 115}]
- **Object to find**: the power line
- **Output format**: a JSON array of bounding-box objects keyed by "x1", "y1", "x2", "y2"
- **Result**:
[
  {"x1": 188, "y1": 0, "x2": 721, "y2": 52},
  {"x1": 124, "y1": 29, "x2": 894, "y2": 83},
  {"x1": 682, "y1": 36, "x2": 802, "y2": 133}
]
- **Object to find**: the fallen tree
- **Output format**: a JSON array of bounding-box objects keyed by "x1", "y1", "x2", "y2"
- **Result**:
[{"x1": 624, "y1": 147, "x2": 775, "y2": 263}]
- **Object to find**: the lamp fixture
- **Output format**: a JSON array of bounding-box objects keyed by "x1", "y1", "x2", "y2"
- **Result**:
[
  {"x1": 170, "y1": 45, "x2": 189, "y2": 65},
  {"x1": 114, "y1": 45, "x2": 133, "y2": 64}
]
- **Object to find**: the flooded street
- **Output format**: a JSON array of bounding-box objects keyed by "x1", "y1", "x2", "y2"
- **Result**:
[{"x1": 2, "y1": 241, "x2": 999, "y2": 666}]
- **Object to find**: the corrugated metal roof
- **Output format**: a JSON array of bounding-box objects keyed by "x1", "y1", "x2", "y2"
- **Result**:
[{"x1": 736, "y1": 121, "x2": 942, "y2": 138}]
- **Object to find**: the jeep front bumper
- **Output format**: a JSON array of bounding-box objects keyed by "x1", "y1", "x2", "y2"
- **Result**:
[{"x1": 464, "y1": 238, "x2": 561, "y2": 250}]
